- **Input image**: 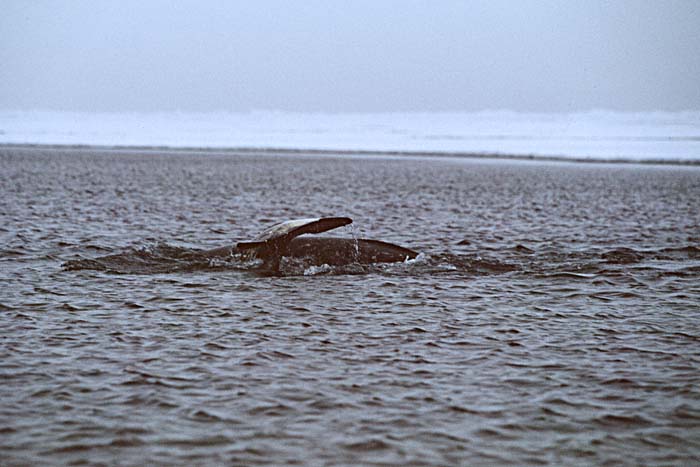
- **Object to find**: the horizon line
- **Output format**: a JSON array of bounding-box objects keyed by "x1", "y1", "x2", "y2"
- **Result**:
[{"x1": 3, "y1": 142, "x2": 699, "y2": 167}]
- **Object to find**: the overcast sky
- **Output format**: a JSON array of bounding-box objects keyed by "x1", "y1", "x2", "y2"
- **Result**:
[{"x1": 1, "y1": 0, "x2": 699, "y2": 113}]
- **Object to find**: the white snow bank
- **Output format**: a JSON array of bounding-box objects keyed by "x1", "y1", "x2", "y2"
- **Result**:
[{"x1": 1, "y1": 110, "x2": 699, "y2": 161}]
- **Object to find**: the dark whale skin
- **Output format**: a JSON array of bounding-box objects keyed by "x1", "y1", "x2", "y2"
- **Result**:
[
  {"x1": 284, "y1": 237, "x2": 418, "y2": 266},
  {"x1": 201, "y1": 236, "x2": 417, "y2": 267}
]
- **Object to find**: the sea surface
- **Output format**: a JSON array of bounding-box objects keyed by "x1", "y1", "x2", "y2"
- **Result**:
[{"x1": 1, "y1": 146, "x2": 700, "y2": 466}]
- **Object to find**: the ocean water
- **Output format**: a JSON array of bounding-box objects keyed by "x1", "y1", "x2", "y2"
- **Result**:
[{"x1": 1, "y1": 146, "x2": 700, "y2": 466}]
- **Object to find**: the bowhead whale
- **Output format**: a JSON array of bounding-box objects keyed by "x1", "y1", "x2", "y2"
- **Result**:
[{"x1": 202, "y1": 217, "x2": 418, "y2": 271}]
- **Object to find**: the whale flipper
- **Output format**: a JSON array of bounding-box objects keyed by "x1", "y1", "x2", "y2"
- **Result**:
[{"x1": 237, "y1": 217, "x2": 352, "y2": 251}]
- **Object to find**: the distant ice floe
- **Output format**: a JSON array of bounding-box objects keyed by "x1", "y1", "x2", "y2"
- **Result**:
[{"x1": 1, "y1": 110, "x2": 699, "y2": 162}]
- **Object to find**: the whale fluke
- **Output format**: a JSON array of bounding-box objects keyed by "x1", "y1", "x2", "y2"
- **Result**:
[
  {"x1": 199, "y1": 216, "x2": 416, "y2": 273},
  {"x1": 237, "y1": 217, "x2": 352, "y2": 251}
]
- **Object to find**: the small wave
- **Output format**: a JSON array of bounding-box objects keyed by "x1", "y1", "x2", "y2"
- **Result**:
[
  {"x1": 0, "y1": 248, "x2": 26, "y2": 258},
  {"x1": 509, "y1": 244, "x2": 534, "y2": 254},
  {"x1": 594, "y1": 413, "x2": 655, "y2": 429},
  {"x1": 62, "y1": 242, "x2": 248, "y2": 274},
  {"x1": 342, "y1": 438, "x2": 392, "y2": 451},
  {"x1": 426, "y1": 253, "x2": 516, "y2": 275},
  {"x1": 659, "y1": 245, "x2": 700, "y2": 259},
  {"x1": 601, "y1": 247, "x2": 645, "y2": 264}
]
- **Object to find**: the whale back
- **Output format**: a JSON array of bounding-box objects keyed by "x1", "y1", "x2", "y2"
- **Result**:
[{"x1": 237, "y1": 217, "x2": 352, "y2": 250}]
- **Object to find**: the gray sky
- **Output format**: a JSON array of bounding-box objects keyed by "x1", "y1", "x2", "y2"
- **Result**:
[{"x1": 1, "y1": 0, "x2": 699, "y2": 112}]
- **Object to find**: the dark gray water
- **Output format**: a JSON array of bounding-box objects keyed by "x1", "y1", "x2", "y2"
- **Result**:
[{"x1": 2, "y1": 146, "x2": 700, "y2": 466}]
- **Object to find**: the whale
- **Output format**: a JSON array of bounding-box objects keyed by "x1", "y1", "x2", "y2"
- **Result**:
[{"x1": 202, "y1": 217, "x2": 418, "y2": 271}]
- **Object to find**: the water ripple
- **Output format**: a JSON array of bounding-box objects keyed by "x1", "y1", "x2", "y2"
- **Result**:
[{"x1": 1, "y1": 147, "x2": 699, "y2": 466}]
